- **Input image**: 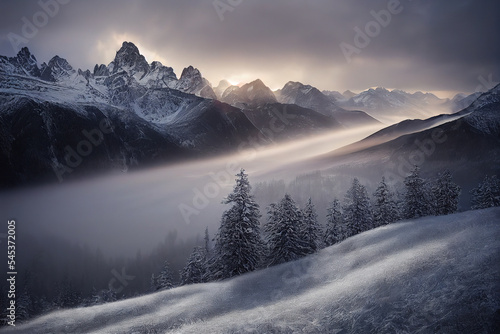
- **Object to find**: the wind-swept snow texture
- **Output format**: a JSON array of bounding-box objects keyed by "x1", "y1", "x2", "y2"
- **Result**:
[{"x1": 3, "y1": 208, "x2": 500, "y2": 334}]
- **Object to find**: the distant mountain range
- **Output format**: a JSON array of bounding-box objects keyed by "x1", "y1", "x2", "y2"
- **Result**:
[
  {"x1": 0, "y1": 41, "x2": 488, "y2": 187},
  {"x1": 306, "y1": 84, "x2": 500, "y2": 207},
  {"x1": 322, "y1": 87, "x2": 483, "y2": 124}
]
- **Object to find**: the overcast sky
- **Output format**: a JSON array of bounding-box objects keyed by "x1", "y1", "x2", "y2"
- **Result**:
[{"x1": 0, "y1": 0, "x2": 498, "y2": 97}]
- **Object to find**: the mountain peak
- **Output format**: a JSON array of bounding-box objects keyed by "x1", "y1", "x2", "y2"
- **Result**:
[
  {"x1": 40, "y1": 55, "x2": 75, "y2": 82},
  {"x1": 13, "y1": 47, "x2": 40, "y2": 77},
  {"x1": 248, "y1": 78, "x2": 266, "y2": 87},
  {"x1": 118, "y1": 41, "x2": 141, "y2": 55},
  {"x1": 47, "y1": 55, "x2": 72, "y2": 68},
  {"x1": 179, "y1": 65, "x2": 201, "y2": 79},
  {"x1": 17, "y1": 47, "x2": 35, "y2": 61},
  {"x1": 175, "y1": 65, "x2": 216, "y2": 99},
  {"x1": 277, "y1": 80, "x2": 347, "y2": 117},
  {"x1": 282, "y1": 81, "x2": 306, "y2": 90},
  {"x1": 214, "y1": 80, "x2": 231, "y2": 99},
  {"x1": 343, "y1": 90, "x2": 357, "y2": 99},
  {"x1": 109, "y1": 41, "x2": 149, "y2": 76},
  {"x1": 221, "y1": 79, "x2": 276, "y2": 108}
]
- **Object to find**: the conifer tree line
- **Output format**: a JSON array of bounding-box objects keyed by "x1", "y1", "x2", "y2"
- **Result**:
[{"x1": 173, "y1": 167, "x2": 499, "y2": 286}]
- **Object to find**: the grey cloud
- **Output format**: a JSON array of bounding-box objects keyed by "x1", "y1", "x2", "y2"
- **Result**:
[{"x1": 0, "y1": 0, "x2": 498, "y2": 95}]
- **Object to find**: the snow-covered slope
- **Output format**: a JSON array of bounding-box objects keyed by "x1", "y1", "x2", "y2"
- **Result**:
[
  {"x1": 463, "y1": 84, "x2": 500, "y2": 135},
  {"x1": 3, "y1": 208, "x2": 499, "y2": 334},
  {"x1": 451, "y1": 91, "x2": 483, "y2": 112}
]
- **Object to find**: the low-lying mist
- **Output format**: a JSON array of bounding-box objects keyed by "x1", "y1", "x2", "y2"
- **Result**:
[{"x1": 0, "y1": 125, "x2": 383, "y2": 257}]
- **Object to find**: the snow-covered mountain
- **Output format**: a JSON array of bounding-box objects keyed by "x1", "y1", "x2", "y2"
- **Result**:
[
  {"x1": 214, "y1": 79, "x2": 231, "y2": 99},
  {"x1": 174, "y1": 65, "x2": 217, "y2": 99},
  {"x1": 0, "y1": 43, "x2": 351, "y2": 187},
  {"x1": 0, "y1": 44, "x2": 266, "y2": 186},
  {"x1": 322, "y1": 89, "x2": 345, "y2": 101},
  {"x1": 218, "y1": 79, "x2": 372, "y2": 137},
  {"x1": 3, "y1": 208, "x2": 499, "y2": 333},
  {"x1": 220, "y1": 79, "x2": 277, "y2": 108},
  {"x1": 331, "y1": 87, "x2": 451, "y2": 124},
  {"x1": 40, "y1": 55, "x2": 76, "y2": 82},
  {"x1": 276, "y1": 81, "x2": 380, "y2": 128},
  {"x1": 276, "y1": 81, "x2": 344, "y2": 114}
]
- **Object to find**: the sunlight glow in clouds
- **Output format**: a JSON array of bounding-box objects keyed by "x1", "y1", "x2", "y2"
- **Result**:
[{"x1": 0, "y1": 1, "x2": 498, "y2": 93}]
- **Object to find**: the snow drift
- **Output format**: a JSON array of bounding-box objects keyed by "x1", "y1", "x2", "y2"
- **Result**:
[{"x1": 2, "y1": 208, "x2": 500, "y2": 333}]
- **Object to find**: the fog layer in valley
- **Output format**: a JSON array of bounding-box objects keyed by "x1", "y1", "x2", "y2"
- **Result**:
[{"x1": 1, "y1": 125, "x2": 383, "y2": 256}]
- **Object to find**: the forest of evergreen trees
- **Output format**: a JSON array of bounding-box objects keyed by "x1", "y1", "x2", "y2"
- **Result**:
[
  {"x1": 174, "y1": 168, "x2": 499, "y2": 287},
  {"x1": 2, "y1": 168, "x2": 499, "y2": 325}
]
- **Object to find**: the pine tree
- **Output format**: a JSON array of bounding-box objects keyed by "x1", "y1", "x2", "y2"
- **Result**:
[
  {"x1": 373, "y1": 177, "x2": 399, "y2": 226},
  {"x1": 432, "y1": 170, "x2": 461, "y2": 215},
  {"x1": 343, "y1": 178, "x2": 373, "y2": 237},
  {"x1": 471, "y1": 175, "x2": 500, "y2": 209},
  {"x1": 403, "y1": 166, "x2": 430, "y2": 219},
  {"x1": 209, "y1": 169, "x2": 264, "y2": 280},
  {"x1": 203, "y1": 227, "x2": 211, "y2": 259},
  {"x1": 324, "y1": 199, "x2": 346, "y2": 247},
  {"x1": 55, "y1": 277, "x2": 81, "y2": 308},
  {"x1": 301, "y1": 198, "x2": 322, "y2": 253},
  {"x1": 180, "y1": 246, "x2": 206, "y2": 285},
  {"x1": 265, "y1": 194, "x2": 310, "y2": 266},
  {"x1": 150, "y1": 274, "x2": 158, "y2": 292},
  {"x1": 92, "y1": 287, "x2": 117, "y2": 304},
  {"x1": 156, "y1": 260, "x2": 174, "y2": 290},
  {"x1": 16, "y1": 289, "x2": 33, "y2": 321}
]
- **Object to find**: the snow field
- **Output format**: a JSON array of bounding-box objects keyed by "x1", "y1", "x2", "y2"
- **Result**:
[{"x1": 2, "y1": 208, "x2": 499, "y2": 333}]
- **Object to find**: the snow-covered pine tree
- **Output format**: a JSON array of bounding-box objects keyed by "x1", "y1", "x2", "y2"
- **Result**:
[
  {"x1": 343, "y1": 178, "x2": 373, "y2": 237},
  {"x1": 471, "y1": 175, "x2": 500, "y2": 209},
  {"x1": 180, "y1": 246, "x2": 206, "y2": 285},
  {"x1": 55, "y1": 277, "x2": 81, "y2": 308},
  {"x1": 102, "y1": 289, "x2": 117, "y2": 303},
  {"x1": 203, "y1": 227, "x2": 211, "y2": 259},
  {"x1": 301, "y1": 198, "x2": 322, "y2": 253},
  {"x1": 373, "y1": 177, "x2": 399, "y2": 226},
  {"x1": 91, "y1": 287, "x2": 117, "y2": 304},
  {"x1": 403, "y1": 166, "x2": 431, "y2": 219},
  {"x1": 265, "y1": 194, "x2": 310, "y2": 266},
  {"x1": 16, "y1": 289, "x2": 33, "y2": 321},
  {"x1": 324, "y1": 199, "x2": 346, "y2": 247},
  {"x1": 156, "y1": 260, "x2": 174, "y2": 290},
  {"x1": 209, "y1": 169, "x2": 264, "y2": 280},
  {"x1": 150, "y1": 274, "x2": 158, "y2": 292},
  {"x1": 432, "y1": 170, "x2": 461, "y2": 215}
]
